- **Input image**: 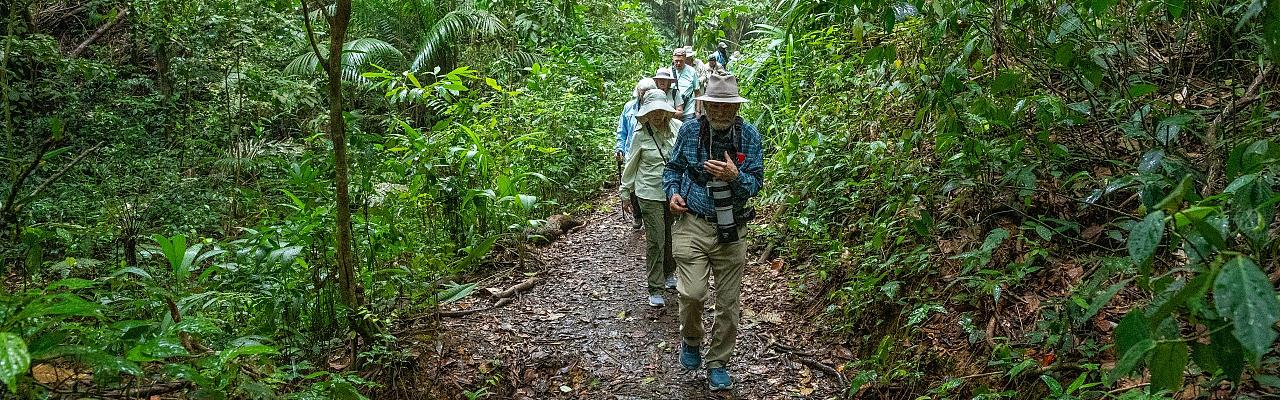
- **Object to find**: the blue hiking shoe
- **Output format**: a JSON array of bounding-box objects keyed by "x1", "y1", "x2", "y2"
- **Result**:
[
  {"x1": 679, "y1": 341, "x2": 702, "y2": 370},
  {"x1": 708, "y1": 367, "x2": 733, "y2": 391}
]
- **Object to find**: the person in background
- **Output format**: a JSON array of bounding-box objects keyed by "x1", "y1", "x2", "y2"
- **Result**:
[
  {"x1": 621, "y1": 89, "x2": 682, "y2": 307},
  {"x1": 670, "y1": 47, "x2": 699, "y2": 122},
  {"x1": 715, "y1": 42, "x2": 731, "y2": 71},
  {"x1": 695, "y1": 54, "x2": 727, "y2": 117},
  {"x1": 663, "y1": 74, "x2": 762, "y2": 391},
  {"x1": 616, "y1": 78, "x2": 658, "y2": 229},
  {"x1": 653, "y1": 67, "x2": 678, "y2": 105}
]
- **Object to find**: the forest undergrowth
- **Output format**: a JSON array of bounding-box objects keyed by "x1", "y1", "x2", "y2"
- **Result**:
[{"x1": 2, "y1": 0, "x2": 1280, "y2": 398}]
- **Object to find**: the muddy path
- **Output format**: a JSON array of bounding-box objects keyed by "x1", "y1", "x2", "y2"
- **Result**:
[{"x1": 418, "y1": 200, "x2": 851, "y2": 399}]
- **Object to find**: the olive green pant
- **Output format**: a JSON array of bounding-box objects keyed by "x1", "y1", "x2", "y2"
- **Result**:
[
  {"x1": 672, "y1": 214, "x2": 747, "y2": 369},
  {"x1": 638, "y1": 199, "x2": 675, "y2": 295}
]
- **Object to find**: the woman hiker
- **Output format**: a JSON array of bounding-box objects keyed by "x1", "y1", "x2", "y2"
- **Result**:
[
  {"x1": 620, "y1": 88, "x2": 682, "y2": 306},
  {"x1": 616, "y1": 78, "x2": 658, "y2": 230}
]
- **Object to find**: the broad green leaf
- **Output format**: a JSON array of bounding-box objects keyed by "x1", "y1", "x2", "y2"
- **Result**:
[
  {"x1": 1149, "y1": 341, "x2": 1188, "y2": 392},
  {"x1": 1128, "y1": 211, "x2": 1165, "y2": 267},
  {"x1": 126, "y1": 336, "x2": 189, "y2": 362},
  {"x1": 1190, "y1": 216, "x2": 1227, "y2": 250},
  {"x1": 220, "y1": 342, "x2": 278, "y2": 366},
  {"x1": 0, "y1": 333, "x2": 31, "y2": 393},
  {"x1": 1153, "y1": 175, "x2": 1193, "y2": 213},
  {"x1": 1081, "y1": 280, "x2": 1129, "y2": 324},
  {"x1": 1167, "y1": 0, "x2": 1186, "y2": 18},
  {"x1": 78, "y1": 352, "x2": 142, "y2": 376},
  {"x1": 1257, "y1": 375, "x2": 1280, "y2": 389},
  {"x1": 1208, "y1": 319, "x2": 1245, "y2": 382},
  {"x1": 517, "y1": 194, "x2": 538, "y2": 212},
  {"x1": 1147, "y1": 273, "x2": 1210, "y2": 326},
  {"x1": 111, "y1": 266, "x2": 153, "y2": 280},
  {"x1": 1155, "y1": 114, "x2": 1193, "y2": 145},
  {"x1": 1127, "y1": 83, "x2": 1158, "y2": 98},
  {"x1": 45, "y1": 278, "x2": 97, "y2": 291},
  {"x1": 1138, "y1": 149, "x2": 1164, "y2": 173},
  {"x1": 1190, "y1": 341, "x2": 1219, "y2": 377},
  {"x1": 1109, "y1": 339, "x2": 1154, "y2": 385},
  {"x1": 1114, "y1": 310, "x2": 1150, "y2": 363},
  {"x1": 1213, "y1": 257, "x2": 1280, "y2": 362},
  {"x1": 436, "y1": 282, "x2": 477, "y2": 305}
]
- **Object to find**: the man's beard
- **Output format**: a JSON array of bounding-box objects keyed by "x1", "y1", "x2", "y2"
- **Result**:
[{"x1": 708, "y1": 117, "x2": 734, "y2": 131}]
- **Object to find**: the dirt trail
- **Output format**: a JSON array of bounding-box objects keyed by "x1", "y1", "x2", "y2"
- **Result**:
[{"x1": 421, "y1": 201, "x2": 848, "y2": 399}]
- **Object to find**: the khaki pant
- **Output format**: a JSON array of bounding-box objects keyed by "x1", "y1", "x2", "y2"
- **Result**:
[
  {"x1": 638, "y1": 199, "x2": 674, "y2": 294},
  {"x1": 672, "y1": 214, "x2": 747, "y2": 368}
]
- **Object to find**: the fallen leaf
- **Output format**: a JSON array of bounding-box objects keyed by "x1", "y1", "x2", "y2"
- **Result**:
[{"x1": 559, "y1": 385, "x2": 572, "y2": 393}]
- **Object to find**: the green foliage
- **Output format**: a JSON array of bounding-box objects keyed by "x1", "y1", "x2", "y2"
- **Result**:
[
  {"x1": 0, "y1": 332, "x2": 30, "y2": 393},
  {"x1": 739, "y1": 0, "x2": 1280, "y2": 396},
  {"x1": 2, "y1": 0, "x2": 660, "y2": 397}
]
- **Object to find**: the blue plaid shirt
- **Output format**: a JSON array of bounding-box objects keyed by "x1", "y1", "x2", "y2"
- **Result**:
[{"x1": 663, "y1": 118, "x2": 764, "y2": 218}]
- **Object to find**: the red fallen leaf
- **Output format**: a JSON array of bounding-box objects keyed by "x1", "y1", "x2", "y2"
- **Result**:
[
  {"x1": 770, "y1": 258, "x2": 784, "y2": 272},
  {"x1": 1040, "y1": 352, "x2": 1056, "y2": 367}
]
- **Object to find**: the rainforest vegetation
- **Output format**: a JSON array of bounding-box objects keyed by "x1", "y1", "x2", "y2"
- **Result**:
[{"x1": 1, "y1": 0, "x2": 1278, "y2": 398}]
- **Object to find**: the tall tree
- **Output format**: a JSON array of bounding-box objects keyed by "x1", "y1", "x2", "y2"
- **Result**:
[{"x1": 301, "y1": 0, "x2": 368, "y2": 339}]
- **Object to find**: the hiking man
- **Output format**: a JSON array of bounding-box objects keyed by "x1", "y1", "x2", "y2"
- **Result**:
[
  {"x1": 714, "y1": 42, "x2": 731, "y2": 71},
  {"x1": 616, "y1": 78, "x2": 658, "y2": 229},
  {"x1": 696, "y1": 54, "x2": 728, "y2": 117},
  {"x1": 621, "y1": 89, "x2": 682, "y2": 307},
  {"x1": 670, "y1": 47, "x2": 699, "y2": 121},
  {"x1": 662, "y1": 74, "x2": 762, "y2": 391}
]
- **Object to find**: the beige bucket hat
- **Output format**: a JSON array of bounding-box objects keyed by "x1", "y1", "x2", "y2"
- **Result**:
[
  {"x1": 636, "y1": 89, "x2": 677, "y2": 117},
  {"x1": 695, "y1": 74, "x2": 750, "y2": 104}
]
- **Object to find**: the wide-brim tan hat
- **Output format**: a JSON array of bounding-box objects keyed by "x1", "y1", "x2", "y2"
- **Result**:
[
  {"x1": 695, "y1": 74, "x2": 750, "y2": 104},
  {"x1": 636, "y1": 89, "x2": 677, "y2": 117}
]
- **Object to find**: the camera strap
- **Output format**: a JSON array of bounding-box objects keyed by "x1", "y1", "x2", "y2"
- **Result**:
[{"x1": 643, "y1": 124, "x2": 669, "y2": 163}]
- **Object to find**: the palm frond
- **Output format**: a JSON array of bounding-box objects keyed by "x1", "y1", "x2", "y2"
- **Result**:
[
  {"x1": 410, "y1": 0, "x2": 508, "y2": 71},
  {"x1": 286, "y1": 38, "x2": 403, "y2": 85},
  {"x1": 285, "y1": 51, "x2": 323, "y2": 76}
]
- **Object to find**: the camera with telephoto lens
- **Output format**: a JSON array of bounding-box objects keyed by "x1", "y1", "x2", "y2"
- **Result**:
[
  {"x1": 704, "y1": 131, "x2": 741, "y2": 243},
  {"x1": 707, "y1": 180, "x2": 738, "y2": 243}
]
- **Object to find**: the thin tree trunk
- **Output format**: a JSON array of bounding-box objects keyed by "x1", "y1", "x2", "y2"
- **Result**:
[
  {"x1": 301, "y1": 0, "x2": 375, "y2": 341},
  {"x1": 323, "y1": 0, "x2": 359, "y2": 313}
]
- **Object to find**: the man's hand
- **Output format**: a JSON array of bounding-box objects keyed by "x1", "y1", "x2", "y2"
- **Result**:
[
  {"x1": 675, "y1": 106, "x2": 684, "y2": 114},
  {"x1": 669, "y1": 194, "x2": 688, "y2": 214},
  {"x1": 703, "y1": 152, "x2": 739, "y2": 182},
  {"x1": 621, "y1": 199, "x2": 633, "y2": 215}
]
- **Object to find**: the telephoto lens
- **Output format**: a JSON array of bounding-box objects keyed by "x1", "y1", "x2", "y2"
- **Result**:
[{"x1": 707, "y1": 180, "x2": 738, "y2": 243}]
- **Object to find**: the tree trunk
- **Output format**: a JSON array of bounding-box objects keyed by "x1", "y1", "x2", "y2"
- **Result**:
[{"x1": 324, "y1": 0, "x2": 359, "y2": 312}]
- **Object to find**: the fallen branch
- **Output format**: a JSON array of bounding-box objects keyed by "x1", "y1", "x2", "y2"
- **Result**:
[
  {"x1": 18, "y1": 142, "x2": 103, "y2": 206},
  {"x1": 0, "y1": 137, "x2": 55, "y2": 232},
  {"x1": 794, "y1": 356, "x2": 847, "y2": 387},
  {"x1": 438, "y1": 277, "x2": 541, "y2": 318},
  {"x1": 493, "y1": 276, "x2": 540, "y2": 299},
  {"x1": 71, "y1": 7, "x2": 128, "y2": 58},
  {"x1": 438, "y1": 297, "x2": 512, "y2": 318},
  {"x1": 103, "y1": 381, "x2": 191, "y2": 398},
  {"x1": 768, "y1": 342, "x2": 847, "y2": 386}
]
